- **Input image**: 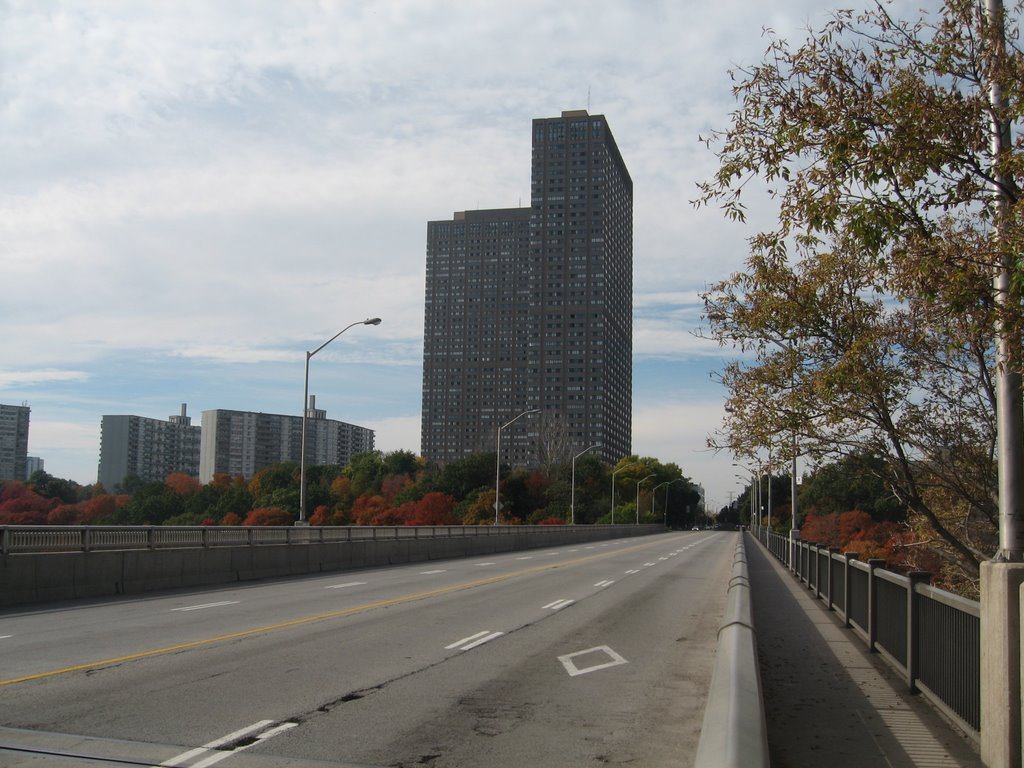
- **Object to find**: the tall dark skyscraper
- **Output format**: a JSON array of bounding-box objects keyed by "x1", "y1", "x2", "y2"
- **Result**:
[{"x1": 422, "y1": 110, "x2": 632, "y2": 469}]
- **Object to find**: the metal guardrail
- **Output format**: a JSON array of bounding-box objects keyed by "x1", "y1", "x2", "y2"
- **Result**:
[
  {"x1": 753, "y1": 526, "x2": 980, "y2": 741},
  {"x1": 0, "y1": 523, "x2": 657, "y2": 556}
]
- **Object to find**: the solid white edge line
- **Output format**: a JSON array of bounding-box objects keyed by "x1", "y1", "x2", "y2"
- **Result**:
[
  {"x1": 445, "y1": 630, "x2": 491, "y2": 649},
  {"x1": 189, "y1": 722, "x2": 297, "y2": 768},
  {"x1": 158, "y1": 720, "x2": 275, "y2": 766},
  {"x1": 170, "y1": 601, "x2": 239, "y2": 612},
  {"x1": 459, "y1": 631, "x2": 504, "y2": 650}
]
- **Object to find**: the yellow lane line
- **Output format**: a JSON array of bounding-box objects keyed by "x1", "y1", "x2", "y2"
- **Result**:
[{"x1": 0, "y1": 535, "x2": 680, "y2": 687}]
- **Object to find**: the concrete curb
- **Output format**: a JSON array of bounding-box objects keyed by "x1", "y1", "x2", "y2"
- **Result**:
[{"x1": 694, "y1": 532, "x2": 770, "y2": 768}]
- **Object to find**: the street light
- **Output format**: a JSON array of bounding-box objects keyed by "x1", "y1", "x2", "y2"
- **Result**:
[
  {"x1": 653, "y1": 478, "x2": 686, "y2": 527},
  {"x1": 610, "y1": 465, "x2": 627, "y2": 524},
  {"x1": 494, "y1": 409, "x2": 540, "y2": 523},
  {"x1": 570, "y1": 445, "x2": 600, "y2": 525},
  {"x1": 636, "y1": 474, "x2": 655, "y2": 524},
  {"x1": 299, "y1": 317, "x2": 381, "y2": 523}
]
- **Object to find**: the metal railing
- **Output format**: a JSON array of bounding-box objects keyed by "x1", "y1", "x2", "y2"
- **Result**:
[
  {"x1": 752, "y1": 526, "x2": 980, "y2": 741},
  {"x1": 0, "y1": 523, "x2": 657, "y2": 555}
]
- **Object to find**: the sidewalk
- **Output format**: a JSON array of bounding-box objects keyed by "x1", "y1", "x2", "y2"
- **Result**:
[{"x1": 745, "y1": 536, "x2": 983, "y2": 767}]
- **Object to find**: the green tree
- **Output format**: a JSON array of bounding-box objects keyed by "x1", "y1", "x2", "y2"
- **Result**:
[
  {"x1": 799, "y1": 455, "x2": 907, "y2": 523},
  {"x1": 118, "y1": 481, "x2": 180, "y2": 525},
  {"x1": 434, "y1": 452, "x2": 496, "y2": 501},
  {"x1": 28, "y1": 470, "x2": 81, "y2": 504},
  {"x1": 344, "y1": 451, "x2": 386, "y2": 497}
]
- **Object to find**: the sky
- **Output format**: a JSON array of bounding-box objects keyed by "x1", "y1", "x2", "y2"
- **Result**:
[{"x1": 0, "y1": 0, "x2": 911, "y2": 510}]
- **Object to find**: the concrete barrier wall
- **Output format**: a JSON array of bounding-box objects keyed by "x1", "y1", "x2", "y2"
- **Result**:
[
  {"x1": 694, "y1": 532, "x2": 770, "y2": 768},
  {"x1": 0, "y1": 526, "x2": 658, "y2": 607}
]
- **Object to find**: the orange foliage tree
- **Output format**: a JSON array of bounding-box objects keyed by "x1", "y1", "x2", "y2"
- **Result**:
[
  {"x1": 405, "y1": 492, "x2": 458, "y2": 526},
  {"x1": 165, "y1": 473, "x2": 202, "y2": 496},
  {"x1": 243, "y1": 507, "x2": 294, "y2": 526},
  {"x1": 0, "y1": 482, "x2": 56, "y2": 524},
  {"x1": 351, "y1": 494, "x2": 389, "y2": 526}
]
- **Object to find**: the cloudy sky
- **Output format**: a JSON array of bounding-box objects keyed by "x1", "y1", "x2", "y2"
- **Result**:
[{"x1": 1, "y1": 0, "x2": 908, "y2": 509}]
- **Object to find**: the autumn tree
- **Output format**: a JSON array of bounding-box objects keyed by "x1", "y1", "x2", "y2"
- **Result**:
[
  {"x1": 165, "y1": 473, "x2": 201, "y2": 497},
  {"x1": 0, "y1": 481, "x2": 56, "y2": 524},
  {"x1": 407, "y1": 492, "x2": 459, "y2": 526},
  {"x1": 244, "y1": 507, "x2": 294, "y2": 526},
  {"x1": 698, "y1": 0, "x2": 1023, "y2": 585}
]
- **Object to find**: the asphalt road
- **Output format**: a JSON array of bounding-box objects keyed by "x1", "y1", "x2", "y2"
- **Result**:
[{"x1": 0, "y1": 531, "x2": 734, "y2": 767}]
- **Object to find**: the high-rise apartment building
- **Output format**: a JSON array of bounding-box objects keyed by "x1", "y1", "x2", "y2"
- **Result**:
[
  {"x1": 0, "y1": 403, "x2": 30, "y2": 482},
  {"x1": 199, "y1": 400, "x2": 374, "y2": 483},
  {"x1": 98, "y1": 404, "x2": 202, "y2": 490},
  {"x1": 24, "y1": 457, "x2": 44, "y2": 480},
  {"x1": 422, "y1": 110, "x2": 632, "y2": 467}
]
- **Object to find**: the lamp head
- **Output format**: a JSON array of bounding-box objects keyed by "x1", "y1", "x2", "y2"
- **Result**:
[{"x1": 364, "y1": 317, "x2": 382, "y2": 326}]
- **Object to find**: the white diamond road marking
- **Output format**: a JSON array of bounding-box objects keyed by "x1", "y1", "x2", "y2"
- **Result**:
[
  {"x1": 542, "y1": 599, "x2": 575, "y2": 611},
  {"x1": 171, "y1": 601, "x2": 239, "y2": 612},
  {"x1": 594, "y1": 580, "x2": 615, "y2": 587},
  {"x1": 325, "y1": 581, "x2": 367, "y2": 589},
  {"x1": 420, "y1": 570, "x2": 447, "y2": 575},
  {"x1": 446, "y1": 630, "x2": 505, "y2": 651},
  {"x1": 558, "y1": 646, "x2": 629, "y2": 677}
]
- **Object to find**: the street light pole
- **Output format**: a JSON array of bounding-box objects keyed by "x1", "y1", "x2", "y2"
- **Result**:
[
  {"x1": 636, "y1": 474, "x2": 655, "y2": 524},
  {"x1": 299, "y1": 317, "x2": 381, "y2": 523},
  {"x1": 570, "y1": 444, "x2": 600, "y2": 525},
  {"x1": 652, "y1": 478, "x2": 686, "y2": 527},
  {"x1": 653, "y1": 481, "x2": 669, "y2": 523},
  {"x1": 494, "y1": 409, "x2": 540, "y2": 524},
  {"x1": 610, "y1": 465, "x2": 626, "y2": 524}
]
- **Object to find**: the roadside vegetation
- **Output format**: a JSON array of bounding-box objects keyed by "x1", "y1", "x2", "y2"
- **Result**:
[{"x1": 0, "y1": 451, "x2": 702, "y2": 529}]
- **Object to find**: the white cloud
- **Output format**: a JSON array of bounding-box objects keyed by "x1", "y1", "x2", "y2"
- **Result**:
[
  {"x1": 0, "y1": 369, "x2": 90, "y2": 388},
  {"x1": 3, "y1": 0, "x2": 909, "y2": 496},
  {"x1": 632, "y1": 398, "x2": 738, "y2": 505}
]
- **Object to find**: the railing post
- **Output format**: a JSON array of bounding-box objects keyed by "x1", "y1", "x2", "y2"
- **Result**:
[
  {"x1": 790, "y1": 528, "x2": 800, "y2": 575},
  {"x1": 867, "y1": 558, "x2": 885, "y2": 652},
  {"x1": 827, "y1": 548, "x2": 841, "y2": 610},
  {"x1": 843, "y1": 552, "x2": 859, "y2": 627},
  {"x1": 202, "y1": 527, "x2": 209, "y2": 548},
  {"x1": 813, "y1": 544, "x2": 822, "y2": 598},
  {"x1": 906, "y1": 570, "x2": 931, "y2": 692},
  {"x1": 82, "y1": 526, "x2": 91, "y2": 553},
  {"x1": 147, "y1": 527, "x2": 156, "y2": 550}
]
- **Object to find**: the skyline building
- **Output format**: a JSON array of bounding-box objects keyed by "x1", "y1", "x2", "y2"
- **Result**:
[
  {"x1": 199, "y1": 400, "x2": 374, "y2": 483},
  {"x1": 97, "y1": 404, "x2": 201, "y2": 491},
  {"x1": 421, "y1": 109, "x2": 633, "y2": 468},
  {"x1": 0, "y1": 403, "x2": 31, "y2": 482}
]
